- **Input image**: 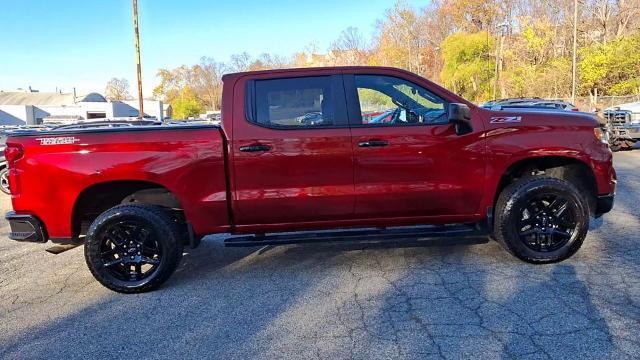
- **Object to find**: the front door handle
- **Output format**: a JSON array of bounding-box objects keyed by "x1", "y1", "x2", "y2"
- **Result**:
[
  {"x1": 358, "y1": 139, "x2": 389, "y2": 148},
  {"x1": 239, "y1": 144, "x2": 272, "y2": 152}
]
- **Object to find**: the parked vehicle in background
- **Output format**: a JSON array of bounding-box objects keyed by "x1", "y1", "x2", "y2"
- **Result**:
[
  {"x1": 42, "y1": 115, "x2": 159, "y2": 126},
  {"x1": 198, "y1": 111, "x2": 222, "y2": 123},
  {"x1": 0, "y1": 131, "x2": 7, "y2": 194},
  {"x1": 296, "y1": 111, "x2": 325, "y2": 126},
  {"x1": 604, "y1": 102, "x2": 640, "y2": 151},
  {"x1": 0, "y1": 125, "x2": 52, "y2": 194},
  {"x1": 5, "y1": 66, "x2": 615, "y2": 293},
  {"x1": 167, "y1": 119, "x2": 220, "y2": 126},
  {"x1": 50, "y1": 119, "x2": 162, "y2": 130},
  {"x1": 483, "y1": 98, "x2": 579, "y2": 112}
]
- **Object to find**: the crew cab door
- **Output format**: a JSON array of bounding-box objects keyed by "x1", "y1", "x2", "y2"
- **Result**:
[
  {"x1": 230, "y1": 73, "x2": 354, "y2": 227},
  {"x1": 344, "y1": 73, "x2": 486, "y2": 220}
]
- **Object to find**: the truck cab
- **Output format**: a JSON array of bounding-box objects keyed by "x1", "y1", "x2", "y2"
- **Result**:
[{"x1": 224, "y1": 68, "x2": 486, "y2": 231}]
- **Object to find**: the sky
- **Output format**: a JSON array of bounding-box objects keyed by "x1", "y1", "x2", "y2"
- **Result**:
[{"x1": 0, "y1": 0, "x2": 430, "y2": 97}]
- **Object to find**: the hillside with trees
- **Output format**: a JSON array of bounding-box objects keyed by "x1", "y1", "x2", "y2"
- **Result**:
[{"x1": 153, "y1": 0, "x2": 640, "y2": 117}]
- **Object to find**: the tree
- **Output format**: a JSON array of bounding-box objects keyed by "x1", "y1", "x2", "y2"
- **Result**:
[
  {"x1": 153, "y1": 0, "x2": 640, "y2": 110},
  {"x1": 583, "y1": 0, "x2": 640, "y2": 44},
  {"x1": 104, "y1": 78, "x2": 131, "y2": 101},
  {"x1": 153, "y1": 54, "x2": 292, "y2": 113},
  {"x1": 505, "y1": 57, "x2": 572, "y2": 98},
  {"x1": 580, "y1": 32, "x2": 640, "y2": 96},
  {"x1": 437, "y1": 0, "x2": 506, "y2": 32},
  {"x1": 441, "y1": 31, "x2": 495, "y2": 101},
  {"x1": 228, "y1": 52, "x2": 253, "y2": 72},
  {"x1": 614, "y1": 0, "x2": 640, "y2": 38},
  {"x1": 332, "y1": 27, "x2": 367, "y2": 53},
  {"x1": 172, "y1": 87, "x2": 203, "y2": 120},
  {"x1": 370, "y1": 2, "x2": 428, "y2": 75},
  {"x1": 329, "y1": 27, "x2": 370, "y2": 65},
  {"x1": 190, "y1": 57, "x2": 226, "y2": 111}
]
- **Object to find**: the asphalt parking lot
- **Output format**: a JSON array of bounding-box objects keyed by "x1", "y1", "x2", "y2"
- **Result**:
[{"x1": 1, "y1": 151, "x2": 639, "y2": 360}]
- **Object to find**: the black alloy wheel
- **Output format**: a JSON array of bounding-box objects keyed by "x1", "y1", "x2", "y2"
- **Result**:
[
  {"x1": 85, "y1": 204, "x2": 183, "y2": 293},
  {"x1": 494, "y1": 176, "x2": 589, "y2": 263},
  {"x1": 99, "y1": 220, "x2": 163, "y2": 282},
  {"x1": 517, "y1": 193, "x2": 577, "y2": 252}
]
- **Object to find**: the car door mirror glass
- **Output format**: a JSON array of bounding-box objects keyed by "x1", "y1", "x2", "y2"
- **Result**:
[{"x1": 448, "y1": 103, "x2": 473, "y2": 135}]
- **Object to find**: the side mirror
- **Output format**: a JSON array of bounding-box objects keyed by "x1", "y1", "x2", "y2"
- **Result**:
[{"x1": 448, "y1": 103, "x2": 473, "y2": 135}]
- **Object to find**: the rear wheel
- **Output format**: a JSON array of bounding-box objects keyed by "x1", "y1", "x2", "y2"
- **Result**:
[
  {"x1": 0, "y1": 167, "x2": 10, "y2": 195},
  {"x1": 494, "y1": 176, "x2": 589, "y2": 263},
  {"x1": 84, "y1": 204, "x2": 183, "y2": 293}
]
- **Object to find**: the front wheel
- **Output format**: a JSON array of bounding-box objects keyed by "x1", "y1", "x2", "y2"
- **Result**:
[
  {"x1": 493, "y1": 176, "x2": 589, "y2": 263},
  {"x1": 84, "y1": 204, "x2": 183, "y2": 293}
]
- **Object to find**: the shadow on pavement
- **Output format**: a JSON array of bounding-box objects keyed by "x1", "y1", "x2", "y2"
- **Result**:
[{"x1": 0, "y1": 237, "x2": 495, "y2": 359}]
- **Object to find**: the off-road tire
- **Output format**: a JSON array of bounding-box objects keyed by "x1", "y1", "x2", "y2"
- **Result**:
[
  {"x1": 494, "y1": 176, "x2": 589, "y2": 264},
  {"x1": 84, "y1": 204, "x2": 183, "y2": 293}
]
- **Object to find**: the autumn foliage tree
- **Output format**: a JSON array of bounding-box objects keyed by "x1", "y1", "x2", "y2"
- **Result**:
[
  {"x1": 154, "y1": 0, "x2": 640, "y2": 112},
  {"x1": 580, "y1": 32, "x2": 640, "y2": 96},
  {"x1": 370, "y1": 2, "x2": 428, "y2": 74},
  {"x1": 441, "y1": 32, "x2": 495, "y2": 101},
  {"x1": 328, "y1": 27, "x2": 369, "y2": 65},
  {"x1": 171, "y1": 86, "x2": 203, "y2": 119}
]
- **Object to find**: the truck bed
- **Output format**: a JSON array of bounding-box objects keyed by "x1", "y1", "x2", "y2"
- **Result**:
[{"x1": 6, "y1": 124, "x2": 230, "y2": 241}]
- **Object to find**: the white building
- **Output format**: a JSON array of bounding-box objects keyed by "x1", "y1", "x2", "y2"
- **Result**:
[
  {"x1": 0, "y1": 90, "x2": 165, "y2": 125},
  {"x1": 121, "y1": 100, "x2": 165, "y2": 120}
]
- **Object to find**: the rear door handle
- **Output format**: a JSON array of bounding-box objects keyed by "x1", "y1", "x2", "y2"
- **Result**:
[
  {"x1": 239, "y1": 144, "x2": 272, "y2": 152},
  {"x1": 358, "y1": 140, "x2": 389, "y2": 148}
]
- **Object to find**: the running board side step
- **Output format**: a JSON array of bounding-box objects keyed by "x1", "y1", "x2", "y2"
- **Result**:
[{"x1": 224, "y1": 224, "x2": 489, "y2": 247}]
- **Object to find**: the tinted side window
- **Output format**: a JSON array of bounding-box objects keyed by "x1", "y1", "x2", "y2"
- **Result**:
[
  {"x1": 355, "y1": 75, "x2": 447, "y2": 126},
  {"x1": 251, "y1": 76, "x2": 334, "y2": 128}
]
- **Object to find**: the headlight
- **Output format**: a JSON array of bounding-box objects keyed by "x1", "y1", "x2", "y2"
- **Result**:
[
  {"x1": 630, "y1": 113, "x2": 640, "y2": 124},
  {"x1": 594, "y1": 127, "x2": 609, "y2": 144}
]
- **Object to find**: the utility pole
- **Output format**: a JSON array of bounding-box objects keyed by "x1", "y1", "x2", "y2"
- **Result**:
[
  {"x1": 493, "y1": 37, "x2": 499, "y2": 100},
  {"x1": 571, "y1": 0, "x2": 578, "y2": 105},
  {"x1": 494, "y1": 23, "x2": 508, "y2": 100},
  {"x1": 133, "y1": 0, "x2": 144, "y2": 119}
]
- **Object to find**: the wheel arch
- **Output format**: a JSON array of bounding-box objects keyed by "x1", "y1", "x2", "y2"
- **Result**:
[
  {"x1": 493, "y1": 155, "x2": 598, "y2": 216},
  {"x1": 71, "y1": 180, "x2": 184, "y2": 238}
]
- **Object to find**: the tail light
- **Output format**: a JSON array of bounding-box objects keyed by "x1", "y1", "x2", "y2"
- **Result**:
[
  {"x1": 594, "y1": 127, "x2": 609, "y2": 145},
  {"x1": 5, "y1": 143, "x2": 24, "y2": 165},
  {"x1": 4, "y1": 144, "x2": 23, "y2": 195}
]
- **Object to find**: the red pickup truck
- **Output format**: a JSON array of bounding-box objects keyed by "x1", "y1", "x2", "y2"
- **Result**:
[{"x1": 5, "y1": 67, "x2": 616, "y2": 293}]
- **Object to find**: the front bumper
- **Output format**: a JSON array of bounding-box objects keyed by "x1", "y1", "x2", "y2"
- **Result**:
[
  {"x1": 5, "y1": 212, "x2": 47, "y2": 243},
  {"x1": 595, "y1": 194, "x2": 615, "y2": 218}
]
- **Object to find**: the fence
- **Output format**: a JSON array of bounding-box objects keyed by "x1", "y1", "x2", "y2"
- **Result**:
[{"x1": 560, "y1": 95, "x2": 640, "y2": 112}]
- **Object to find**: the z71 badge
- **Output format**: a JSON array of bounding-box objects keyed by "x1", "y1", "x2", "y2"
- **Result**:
[
  {"x1": 490, "y1": 116, "x2": 522, "y2": 124},
  {"x1": 35, "y1": 137, "x2": 81, "y2": 146}
]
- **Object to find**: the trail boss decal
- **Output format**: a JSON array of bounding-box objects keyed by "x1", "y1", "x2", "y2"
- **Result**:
[
  {"x1": 490, "y1": 116, "x2": 522, "y2": 124},
  {"x1": 35, "y1": 137, "x2": 81, "y2": 146}
]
